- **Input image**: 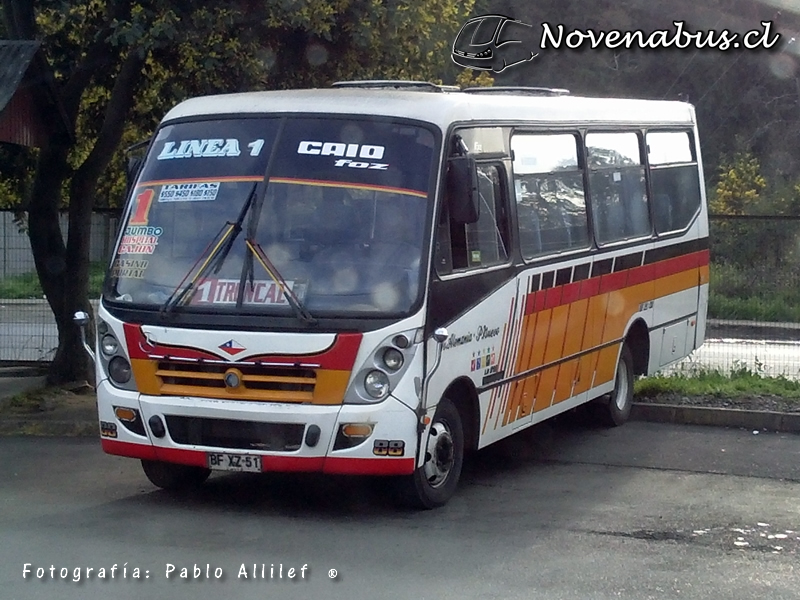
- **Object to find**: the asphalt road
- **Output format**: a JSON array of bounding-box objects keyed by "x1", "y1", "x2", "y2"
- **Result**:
[{"x1": 2, "y1": 420, "x2": 800, "y2": 600}]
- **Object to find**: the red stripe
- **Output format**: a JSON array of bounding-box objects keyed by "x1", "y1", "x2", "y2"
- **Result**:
[
  {"x1": 524, "y1": 249, "x2": 706, "y2": 313},
  {"x1": 626, "y1": 264, "x2": 655, "y2": 287},
  {"x1": 248, "y1": 333, "x2": 362, "y2": 370},
  {"x1": 525, "y1": 293, "x2": 536, "y2": 315},
  {"x1": 534, "y1": 291, "x2": 546, "y2": 313},
  {"x1": 323, "y1": 457, "x2": 415, "y2": 475},
  {"x1": 560, "y1": 281, "x2": 581, "y2": 305},
  {"x1": 654, "y1": 250, "x2": 704, "y2": 279},
  {"x1": 123, "y1": 325, "x2": 361, "y2": 370},
  {"x1": 544, "y1": 286, "x2": 563, "y2": 310},
  {"x1": 578, "y1": 276, "x2": 601, "y2": 300},
  {"x1": 599, "y1": 271, "x2": 628, "y2": 294},
  {"x1": 101, "y1": 439, "x2": 414, "y2": 475},
  {"x1": 102, "y1": 438, "x2": 158, "y2": 460}
]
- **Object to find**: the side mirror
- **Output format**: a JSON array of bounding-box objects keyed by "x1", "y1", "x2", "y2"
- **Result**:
[
  {"x1": 446, "y1": 156, "x2": 480, "y2": 224},
  {"x1": 124, "y1": 138, "x2": 150, "y2": 192},
  {"x1": 73, "y1": 311, "x2": 96, "y2": 364}
]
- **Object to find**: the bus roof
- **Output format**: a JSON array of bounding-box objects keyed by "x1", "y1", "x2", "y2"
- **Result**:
[{"x1": 162, "y1": 87, "x2": 697, "y2": 130}]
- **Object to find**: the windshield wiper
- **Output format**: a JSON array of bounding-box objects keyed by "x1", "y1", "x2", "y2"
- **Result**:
[
  {"x1": 160, "y1": 183, "x2": 257, "y2": 315},
  {"x1": 245, "y1": 238, "x2": 317, "y2": 325}
]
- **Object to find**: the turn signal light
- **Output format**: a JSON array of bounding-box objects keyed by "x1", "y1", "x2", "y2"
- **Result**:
[
  {"x1": 341, "y1": 423, "x2": 374, "y2": 438},
  {"x1": 114, "y1": 407, "x2": 137, "y2": 422}
]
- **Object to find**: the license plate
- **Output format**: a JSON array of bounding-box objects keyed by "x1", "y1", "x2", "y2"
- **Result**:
[{"x1": 207, "y1": 452, "x2": 262, "y2": 472}]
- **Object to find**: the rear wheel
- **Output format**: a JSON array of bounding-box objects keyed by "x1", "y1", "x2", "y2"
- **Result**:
[
  {"x1": 396, "y1": 398, "x2": 464, "y2": 509},
  {"x1": 598, "y1": 344, "x2": 634, "y2": 427},
  {"x1": 141, "y1": 460, "x2": 210, "y2": 491}
]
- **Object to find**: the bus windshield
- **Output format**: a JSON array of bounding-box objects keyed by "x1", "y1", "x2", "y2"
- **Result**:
[{"x1": 107, "y1": 116, "x2": 437, "y2": 316}]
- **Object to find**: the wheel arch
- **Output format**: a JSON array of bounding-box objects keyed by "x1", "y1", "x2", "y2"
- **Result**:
[
  {"x1": 624, "y1": 318, "x2": 650, "y2": 376},
  {"x1": 440, "y1": 376, "x2": 480, "y2": 453}
]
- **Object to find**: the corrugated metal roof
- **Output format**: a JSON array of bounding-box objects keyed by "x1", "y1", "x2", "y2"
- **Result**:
[{"x1": 0, "y1": 41, "x2": 41, "y2": 114}]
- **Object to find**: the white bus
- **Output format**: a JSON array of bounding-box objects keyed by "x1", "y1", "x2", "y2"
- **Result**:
[{"x1": 79, "y1": 81, "x2": 708, "y2": 508}]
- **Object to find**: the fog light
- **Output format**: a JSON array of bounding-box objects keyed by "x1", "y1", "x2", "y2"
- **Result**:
[
  {"x1": 108, "y1": 356, "x2": 131, "y2": 384},
  {"x1": 364, "y1": 370, "x2": 390, "y2": 400}
]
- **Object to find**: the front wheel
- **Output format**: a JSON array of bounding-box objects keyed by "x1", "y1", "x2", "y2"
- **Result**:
[
  {"x1": 598, "y1": 344, "x2": 634, "y2": 427},
  {"x1": 141, "y1": 460, "x2": 211, "y2": 491},
  {"x1": 396, "y1": 398, "x2": 464, "y2": 509}
]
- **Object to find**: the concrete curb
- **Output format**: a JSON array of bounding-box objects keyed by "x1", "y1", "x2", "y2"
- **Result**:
[{"x1": 631, "y1": 403, "x2": 800, "y2": 433}]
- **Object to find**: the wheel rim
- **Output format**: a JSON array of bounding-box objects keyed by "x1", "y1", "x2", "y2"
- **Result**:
[
  {"x1": 422, "y1": 420, "x2": 455, "y2": 488},
  {"x1": 613, "y1": 358, "x2": 630, "y2": 410}
]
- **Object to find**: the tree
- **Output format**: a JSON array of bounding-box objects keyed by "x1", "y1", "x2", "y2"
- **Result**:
[{"x1": 2, "y1": 0, "x2": 475, "y2": 384}]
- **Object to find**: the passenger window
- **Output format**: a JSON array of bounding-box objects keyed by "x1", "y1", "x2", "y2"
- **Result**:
[
  {"x1": 511, "y1": 133, "x2": 589, "y2": 259},
  {"x1": 437, "y1": 164, "x2": 510, "y2": 274},
  {"x1": 647, "y1": 131, "x2": 702, "y2": 234},
  {"x1": 587, "y1": 132, "x2": 651, "y2": 245}
]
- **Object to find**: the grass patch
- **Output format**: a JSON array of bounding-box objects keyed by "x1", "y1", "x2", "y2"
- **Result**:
[
  {"x1": 708, "y1": 262, "x2": 800, "y2": 322},
  {"x1": 635, "y1": 366, "x2": 800, "y2": 399},
  {"x1": 0, "y1": 262, "x2": 106, "y2": 299}
]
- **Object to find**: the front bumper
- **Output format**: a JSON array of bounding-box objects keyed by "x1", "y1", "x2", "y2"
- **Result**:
[{"x1": 96, "y1": 380, "x2": 417, "y2": 476}]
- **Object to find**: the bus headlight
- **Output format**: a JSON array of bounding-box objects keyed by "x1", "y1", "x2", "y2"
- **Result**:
[
  {"x1": 364, "y1": 370, "x2": 390, "y2": 400},
  {"x1": 101, "y1": 334, "x2": 119, "y2": 356},
  {"x1": 108, "y1": 356, "x2": 132, "y2": 384},
  {"x1": 382, "y1": 347, "x2": 404, "y2": 372}
]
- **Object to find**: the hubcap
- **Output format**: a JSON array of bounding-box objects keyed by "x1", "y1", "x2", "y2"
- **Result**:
[{"x1": 422, "y1": 421, "x2": 454, "y2": 488}]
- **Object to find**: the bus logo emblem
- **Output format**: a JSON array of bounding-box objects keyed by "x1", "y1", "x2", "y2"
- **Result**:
[{"x1": 219, "y1": 339, "x2": 246, "y2": 356}]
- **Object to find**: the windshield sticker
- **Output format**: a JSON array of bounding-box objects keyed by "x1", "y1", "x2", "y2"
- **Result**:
[
  {"x1": 118, "y1": 226, "x2": 163, "y2": 255},
  {"x1": 128, "y1": 189, "x2": 155, "y2": 226},
  {"x1": 191, "y1": 279, "x2": 308, "y2": 306},
  {"x1": 297, "y1": 141, "x2": 385, "y2": 159},
  {"x1": 158, "y1": 182, "x2": 220, "y2": 203},
  {"x1": 157, "y1": 139, "x2": 243, "y2": 160},
  {"x1": 111, "y1": 258, "x2": 149, "y2": 279},
  {"x1": 297, "y1": 141, "x2": 389, "y2": 171}
]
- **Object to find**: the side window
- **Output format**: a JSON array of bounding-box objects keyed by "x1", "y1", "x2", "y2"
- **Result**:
[
  {"x1": 511, "y1": 133, "x2": 589, "y2": 259},
  {"x1": 436, "y1": 163, "x2": 510, "y2": 274},
  {"x1": 647, "y1": 131, "x2": 702, "y2": 234},
  {"x1": 587, "y1": 132, "x2": 651, "y2": 245}
]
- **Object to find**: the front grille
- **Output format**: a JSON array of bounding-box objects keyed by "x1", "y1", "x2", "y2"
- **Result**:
[
  {"x1": 165, "y1": 415, "x2": 305, "y2": 451},
  {"x1": 155, "y1": 360, "x2": 316, "y2": 402}
]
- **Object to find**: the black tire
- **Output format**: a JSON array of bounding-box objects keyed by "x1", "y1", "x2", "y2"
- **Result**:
[
  {"x1": 141, "y1": 460, "x2": 211, "y2": 491},
  {"x1": 396, "y1": 397, "x2": 464, "y2": 509},
  {"x1": 598, "y1": 344, "x2": 634, "y2": 427}
]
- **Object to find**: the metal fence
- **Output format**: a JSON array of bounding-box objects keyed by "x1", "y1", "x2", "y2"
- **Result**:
[
  {"x1": 0, "y1": 210, "x2": 118, "y2": 364},
  {"x1": 1, "y1": 211, "x2": 800, "y2": 377},
  {"x1": 685, "y1": 214, "x2": 800, "y2": 379}
]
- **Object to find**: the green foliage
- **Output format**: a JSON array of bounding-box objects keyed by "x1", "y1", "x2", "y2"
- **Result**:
[
  {"x1": 0, "y1": 262, "x2": 106, "y2": 299},
  {"x1": 707, "y1": 262, "x2": 800, "y2": 322},
  {"x1": 455, "y1": 69, "x2": 495, "y2": 88},
  {"x1": 18, "y1": 0, "x2": 476, "y2": 208},
  {"x1": 710, "y1": 151, "x2": 766, "y2": 215},
  {"x1": 635, "y1": 368, "x2": 800, "y2": 399}
]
